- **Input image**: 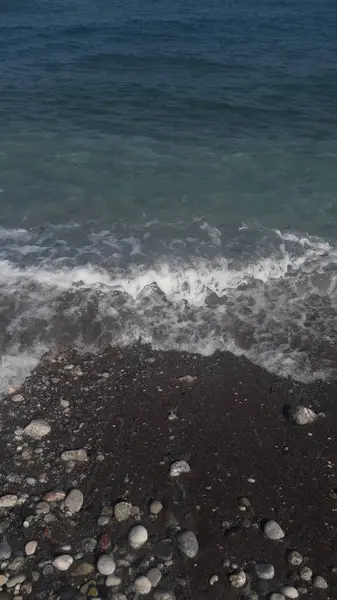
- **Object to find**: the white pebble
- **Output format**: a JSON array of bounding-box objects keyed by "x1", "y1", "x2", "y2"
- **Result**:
[
  {"x1": 177, "y1": 530, "x2": 198, "y2": 558},
  {"x1": 229, "y1": 569, "x2": 246, "y2": 588},
  {"x1": 23, "y1": 419, "x2": 51, "y2": 439},
  {"x1": 52, "y1": 554, "x2": 73, "y2": 571},
  {"x1": 128, "y1": 525, "x2": 148, "y2": 549},
  {"x1": 280, "y1": 586, "x2": 299, "y2": 598},
  {"x1": 0, "y1": 495, "x2": 18, "y2": 508},
  {"x1": 105, "y1": 574, "x2": 122, "y2": 587},
  {"x1": 289, "y1": 405, "x2": 318, "y2": 425},
  {"x1": 150, "y1": 500, "x2": 163, "y2": 515},
  {"x1": 135, "y1": 575, "x2": 152, "y2": 595},
  {"x1": 170, "y1": 460, "x2": 190, "y2": 477},
  {"x1": 25, "y1": 541, "x2": 38, "y2": 556},
  {"x1": 64, "y1": 488, "x2": 83, "y2": 513},
  {"x1": 97, "y1": 554, "x2": 116, "y2": 576},
  {"x1": 209, "y1": 575, "x2": 219, "y2": 585},
  {"x1": 313, "y1": 576, "x2": 328, "y2": 590},
  {"x1": 11, "y1": 394, "x2": 24, "y2": 403},
  {"x1": 263, "y1": 520, "x2": 285, "y2": 540}
]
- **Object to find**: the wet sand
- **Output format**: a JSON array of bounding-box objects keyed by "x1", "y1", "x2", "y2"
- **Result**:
[{"x1": 0, "y1": 345, "x2": 337, "y2": 599}]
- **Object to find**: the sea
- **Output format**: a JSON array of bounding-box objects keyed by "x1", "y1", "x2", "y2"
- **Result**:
[{"x1": 1, "y1": 0, "x2": 337, "y2": 391}]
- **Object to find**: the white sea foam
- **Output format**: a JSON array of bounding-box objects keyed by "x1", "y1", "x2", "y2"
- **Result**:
[{"x1": 0, "y1": 222, "x2": 337, "y2": 393}]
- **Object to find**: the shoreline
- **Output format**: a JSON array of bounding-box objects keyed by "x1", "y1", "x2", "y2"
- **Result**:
[{"x1": 0, "y1": 344, "x2": 336, "y2": 599}]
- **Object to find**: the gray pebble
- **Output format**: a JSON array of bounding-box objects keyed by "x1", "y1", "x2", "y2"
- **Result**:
[
  {"x1": 280, "y1": 586, "x2": 299, "y2": 598},
  {"x1": 289, "y1": 405, "x2": 318, "y2": 425},
  {"x1": 150, "y1": 500, "x2": 163, "y2": 515},
  {"x1": 313, "y1": 576, "x2": 328, "y2": 590},
  {"x1": 255, "y1": 563, "x2": 275, "y2": 580},
  {"x1": 287, "y1": 551, "x2": 303, "y2": 566},
  {"x1": 0, "y1": 540, "x2": 12, "y2": 560},
  {"x1": 6, "y1": 573, "x2": 26, "y2": 588},
  {"x1": 128, "y1": 525, "x2": 148, "y2": 549},
  {"x1": 170, "y1": 460, "x2": 190, "y2": 477},
  {"x1": 114, "y1": 502, "x2": 133, "y2": 522},
  {"x1": 82, "y1": 538, "x2": 97, "y2": 553},
  {"x1": 97, "y1": 515, "x2": 110, "y2": 526},
  {"x1": 177, "y1": 530, "x2": 198, "y2": 558},
  {"x1": 97, "y1": 554, "x2": 116, "y2": 576},
  {"x1": 153, "y1": 593, "x2": 176, "y2": 600},
  {"x1": 35, "y1": 501, "x2": 50, "y2": 515},
  {"x1": 270, "y1": 595, "x2": 286, "y2": 600},
  {"x1": 23, "y1": 419, "x2": 51, "y2": 439},
  {"x1": 135, "y1": 576, "x2": 152, "y2": 595},
  {"x1": 146, "y1": 567, "x2": 162, "y2": 587},
  {"x1": 209, "y1": 575, "x2": 219, "y2": 585},
  {"x1": 263, "y1": 520, "x2": 285, "y2": 540},
  {"x1": 0, "y1": 495, "x2": 18, "y2": 509},
  {"x1": 61, "y1": 449, "x2": 88, "y2": 462},
  {"x1": 8, "y1": 556, "x2": 25, "y2": 572},
  {"x1": 299, "y1": 567, "x2": 312, "y2": 582},
  {"x1": 106, "y1": 575, "x2": 122, "y2": 587},
  {"x1": 64, "y1": 489, "x2": 83, "y2": 514},
  {"x1": 42, "y1": 564, "x2": 54, "y2": 576},
  {"x1": 229, "y1": 570, "x2": 246, "y2": 588}
]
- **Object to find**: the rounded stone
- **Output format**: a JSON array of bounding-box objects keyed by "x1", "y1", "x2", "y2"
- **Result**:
[
  {"x1": 25, "y1": 540, "x2": 38, "y2": 556},
  {"x1": 313, "y1": 576, "x2": 328, "y2": 590},
  {"x1": 105, "y1": 575, "x2": 122, "y2": 587},
  {"x1": 6, "y1": 574, "x2": 26, "y2": 588},
  {"x1": 170, "y1": 461, "x2": 190, "y2": 477},
  {"x1": 300, "y1": 567, "x2": 313, "y2": 582},
  {"x1": 35, "y1": 501, "x2": 50, "y2": 515},
  {"x1": 150, "y1": 500, "x2": 163, "y2": 515},
  {"x1": 135, "y1": 575, "x2": 152, "y2": 595},
  {"x1": 64, "y1": 489, "x2": 84, "y2": 514},
  {"x1": 97, "y1": 554, "x2": 116, "y2": 576},
  {"x1": 0, "y1": 540, "x2": 12, "y2": 559},
  {"x1": 154, "y1": 593, "x2": 175, "y2": 600},
  {"x1": 209, "y1": 575, "x2": 219, "y2": 585},
  {"x1": 114, "y1": 502, "x2": 133, "y2": 522},
  {"x1": 153, "y1": 540, "x2": 173, "y2": 561},
  {"x1": 146, "y1": 567, "x2": 162, "y2": 587},
  {"x1": 263, "y1": 520, "x2": 285, "y2": 540},
  {"x1": 23, "y1": 419, "x2": 51, "y2": 439},
  {"x1": 128, "y1": 525, "x2": 148, "y2": 549},
  {"x1": 229, "y1": 570, "x2": 246, "y2": 588},
  {"x1": 255, "y1": 563, "x2": 275, "y2": 580},
  {"x1": 52, "y1": 554, "x2": 74, "y2": 571},
  {"x1": 0, "y1": 495, "x2": 18, "y2": 508},
  {"x1": 11, "y1": 394, "x2": 24, "y2": 403},
  {"x1": 280, "y1": 586, "x2": 299, "y2": 598},
  {"x1": 177, "y1": 530, "x2": 198, "y2": 558},
  {"x1": 287, "y1": 551, "x2": 303, "y2": 566},
  {"x1": 270, "y1": 595, "x2": 286, "y2": 600}
]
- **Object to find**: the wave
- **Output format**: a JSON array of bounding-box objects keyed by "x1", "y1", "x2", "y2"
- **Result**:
[{"x1": 0, "y1": 221, "x2": 337, "y2": 393}]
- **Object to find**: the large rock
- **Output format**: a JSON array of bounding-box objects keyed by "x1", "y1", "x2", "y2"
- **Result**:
[
  {"x1": 177, "y1": 530, "x2": 198, "y2": 558},
  {"x1": 64, "y1": 489, "x2": 84, "y2": 514},
  {"x1": 263, "y1": 520, "x2": 285, "y2": 540},
  {"x1": 23, "y1": 419, "x2": 51, "y2": 439}
]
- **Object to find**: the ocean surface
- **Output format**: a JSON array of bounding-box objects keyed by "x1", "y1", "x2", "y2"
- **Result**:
[{"x1": 1, "y1": 0, "x2": 337, "y2": 390}]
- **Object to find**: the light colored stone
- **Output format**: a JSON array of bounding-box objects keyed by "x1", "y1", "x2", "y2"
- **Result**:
[
  {"x1": 146, "y1": 567, "x2": 162, "y2": 587},
  {"x1": 135, "y1": 575, "x2": 152, "y2": 595},
  {"x1": 97, "y1": 554, "x2": 116, "y2": 576},
  {"x1": 25, "y1": 540, "x2": 38, "y2": 556},
  {"x1": 313, "y1": 576, "x2": 328, "y2": 590},
  {"x1": 105, "y1": 575, "x2": 122, "y2": 587},
  {"x1": 64, "y1": 489, "x2": 83, "y2": 513},
  {"x1": 289, "y1": 406, "x2": 318, "y2": 425},
  {"x1": 0, "y1": 574, "x2": 8, "y2": 586},
  {"x1": 6, "y1": 574, "x2": 26, "y2": 588},
  {"x1": 114, "y1": 502, "x2": 133, "y2": 522},
  {"x1": 287, "y1": 551, "x2": 303, "y2": 566},
  {"x1": 0, "y1": 495, "x2": 18, "y2": 508},
  {"x1": 0, "y1": 540, "x2": 12, "y2": 559},
  {"x1": 61, "y1": 449, "x2": 88, "y2": 462},
  {"x1": 270, "y1": 595, "x2": 286, "y2": 600},
  {"x1": 280, "y1": 586, "x2": 299, "y2": 598},
  {"x1": 209, "y1": 575, "x2": 219, "y2": 585},
  {"x1": 52, "y1": 554, "x2": 73, "y2": 571},
  {"x1": 263, "y1": 520, "x2": 285, "y2": 540},
  {"x1": 71, "y1": 562, "x2": 94, "y2": 576},
  {"x1": 128, "y1": 525, "x2": 148, "y2": 549},
  {"x1": 11, "y1": 394, "x2": 24, "y2": 403},
  {"x1": 35, "y1": 501, "x2": 50, "y2": 515},
  {"x1": 97, "y1": 515, "x2": 110, "y2": 526},
  {"x1": 170, "y1": 461, "x2": 190, "y2": 477},
  {"x1": 82, "y1": 538, "x2": 97, "y2": 553},
  {"x1": 43, "y1": 491, "x2": 66, "y2": 503},
  {"x1": 177, "y1": 530, "x2": 198, "y2": 558},
  {"x1": 229, "y1": 570, "x2": 246, "y2": 588},
  {"x1": 8, "y1": 556, "x2": 25, "y2": 572},
  {"x1": 150, "y1": 500, "x2": 163, "y2": 515},
  {"x1": 299, "y1": 567, "x2": 313, "y2": 581},
  {"x1": 23, "y1": 419, "x2": 51, "y2": 439},
  {"x1": 255, "y1": 563, "x2": 275, "y2": 580}
]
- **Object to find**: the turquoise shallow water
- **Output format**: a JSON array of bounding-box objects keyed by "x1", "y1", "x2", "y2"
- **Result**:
[{"x1": 1, "y1": 0, "x2": 337, "y2": 388}]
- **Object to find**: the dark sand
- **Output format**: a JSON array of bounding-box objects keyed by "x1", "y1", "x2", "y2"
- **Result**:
[{"x1": 1, "y1": 345, "x2": 337, "y2": 599}]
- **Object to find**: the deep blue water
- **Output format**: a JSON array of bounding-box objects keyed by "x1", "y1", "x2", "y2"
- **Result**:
[{"x1": 1, "y1": 0, "x2": 337, "y2": 388}]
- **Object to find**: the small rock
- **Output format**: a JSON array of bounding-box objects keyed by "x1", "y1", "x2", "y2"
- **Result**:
[
  {"x1": 0, "y1": 495, "x2": 18, "y2": 508},
  {"x1": 287, "y1": 551, "x2": 303, "y2": 566},
  {"x1": 263, "y1": 520, "x2": 285, "y2": 540},
  {"x1": 154, "y1": 593, "x2": 175, "y2": 600},
  {"x1": 114, "y1": 502, "x2": 133, "y2": 522},
  {"x1": 153, "y1": 540, "x2": 173, "y2": 562},
  {"x1": 300, "y1": 567, "x2": 313, "y2": 582},
  {"x1": 106, "y1": 575, "x2": 122, "y2": 587},
  {"x1": 71, "y1": 562, "x2": 94, "y2": 577},
  {"x1": 42, "y1": 564, "x2": 54, "y2": 576},
  {"x1": 280, "y1": 586, "x2": 299, "y2": 598},
  {"x1": 177, "y1": 530, "x2": 198, "y2": 558},
  {"x1": 20, "y1": 581, "x2": 33, "y2": 595},
  {"x1": 97, "y1": 515, "x2": 110, "y2": 527},
  {"x1": 289, "y1": 405, "x2": 318, "y2": 425},
  {"x1": 146, "y1": 568, "x2": 162, "y2": 587},
  {"x1": 82, "y1": 538, "x2": 97, "y2": 553},
  {"x1": 128, "y1": 525, "x2": 148, "y2": 549},
  {"x1": 297, "y1": 588, "x2": 308, "y2": 595},
  {"x1": 25, "y1": 540, "x2": 38, "y2": 556},
  {"x1": 6, "y1": 574, "x2": 26, "y2": 588},
  {"x1": 270, "y1": 595, "x2": 286, "y2": 600},
  {"x1": 8, "y1": 556, "x2": 25, "y2": 572},
  {"x1": 0, "y1": 574, "x2": 8, "y2": 586},
  {"x1": 135, "y1": 576, "x2": 152, "y2": 595},
  {"x1": 61, "y1": 449, "x2": 88, "y2": 462},
  {"x1": 52, "y1": 555, "x2": 74, "y2": 571},
  {"x1": 64, "y1": 489, "x2": 83, "y2": 514},
  {"x1": 11, "y1": 394, "x2": 24, "y2": 403},
  {"x1": 209, "y1": 575, "x2": 219, "y2": 585},
  {"x1": 150, "y1": 500, "x2": 163, "y2": 515},
  {"x1": 255, "y1": 563, "x2": 275, "y2": 580},
  {"x1": 23, "y1": 419, "x2": 51, "y2": 439},
  {"x1": 229, "y1": 570, "x2": 247, "y2": 588},
  {"x1": 43, "y1": 491, "x2": 66, "y2": 503},
  {"x1": 170, "y1": 461, "x2": 190, "y2": 477},
  {"x1": 97, "y1": 554, "x2": 116, "y2": 576},
  {"x1": 25, "y1": 477, "x2": 37, "y2": 486},
  {"x1": 35, "y1": 501, "x2": 50, "y2": 515},
  {"x1": 0, "y1": 540, "x2": 12, "y2": 559},
  {"x1": 98, "y1": 533, "x2": 111, "y2": 552},
  {"x1": 313, "y1": 576, "x2": 328, "y2": 590}
]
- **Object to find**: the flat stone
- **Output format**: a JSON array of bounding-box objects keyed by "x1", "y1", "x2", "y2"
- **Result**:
[
  {"x1": 61, "y1": 449, "x2": 88, "y2": 462},
  {"x1": 114, "y1": 502, "x2": 133, "y2": 522},
  {"x1": 97, "y1": 554, "x2": 116, "y2": 575},
  {"x1": 150, "y1": 500, "x2": 163, "y2": 515},
  {"x1": 153, "y1": 541, "x2": 173, "y2": 561},
  {"x1": 0, "y1": 540, "x2": 12, "y2": 559},
  {"x1": 23, "y1": 419, "x2": 51, "y2": 439},
  {"x1": 177, "y1": 530, "x2": 198, "y2": 558},
  {"x1": 64, "y1": 489, "x2": 84, "y2": 514},
  {"x1": 229, "y1": 570, "x2": 246, "y2": 588},
  {"x1": 300, "y1": 567, "x2": 313, "y2": 582},
  {"x1": 43, "y1": 491, "x2": 66, "y2": 503},
  {"x1": 255, "y1": 563, "x2": 275, "y2": 580},
  {"x1": 106, "y1": 575, "x2": 122, "y2": 587},
  {"x1": 25, "y1": 540, "x2": 38, "y2": 556},
  {"x1": 135, "y1": 576, "x2": 152, "y2": 595},
  {"x1": 128, "y1": 525, "x2": 148, "y2": 549},
  {"x1": 6, "y1": 573, "x2": 26, "y2": 588},
  {"x1": 313, "y1": 576, "x2": 328, "y2": 590},
  {"x1": 71, "y1": 562, "x2": 94, "y2": 577},
  {"x1": 146, "y1": 568, "x2": 162, "y2": 587},
  {"x1": 0, "y1": 495, "x2": 18, "y2": 508},
  {"x1": 53, "y1": 555, "x2": 74, "y2": 571},
  {"x1": 287, "y1": 551, "x2": 303, "y2": 566},
  {"x1": 35, "y1": 501, "x2": 50, "y2": 515},
  {"x1": 170, "y1": 461, "x2": 190, "y2": 477},
  {"x1": 263, "y1": 520, "x2": 285, "y2": 540},
  {"x1": 280, "y1": 586, "x2": 299, "y2": 598}
]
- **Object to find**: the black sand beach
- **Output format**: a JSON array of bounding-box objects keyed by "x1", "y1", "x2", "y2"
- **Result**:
[{"x1": 0, "y1": 345, "x2": 336, "y2": 600}]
